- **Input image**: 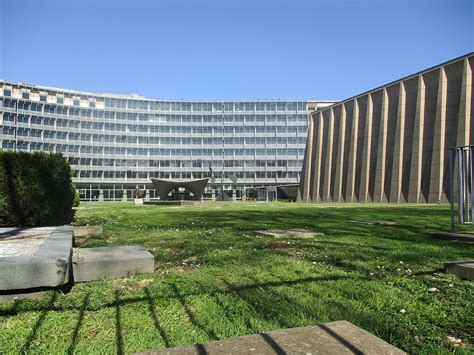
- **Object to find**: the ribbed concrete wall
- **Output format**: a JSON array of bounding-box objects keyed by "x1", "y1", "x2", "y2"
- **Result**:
[{"x1": 301, "y1": 53, "x2": 473, "y2": 203}]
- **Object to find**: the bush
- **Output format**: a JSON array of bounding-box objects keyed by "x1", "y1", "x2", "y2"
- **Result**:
[
  {"x1": 73, "y1": 187, "x2": 81, "y2": 207},
  {"x1": 0, "y1": 151, "x2": 75, "y2": 226}
]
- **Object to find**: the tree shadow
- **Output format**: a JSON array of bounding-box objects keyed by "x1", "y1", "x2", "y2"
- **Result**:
[
  {"x1": 144, "y1": 287, "x2": 170, "y2": 348},
  {"x1": 67, "y1": 292, "x2": 90, "y2": 355},
  {"x1": 21, "y1": 291, "x2": 57, "y2": 352},
  {"x1": 169, "y1": 283, "x2": 219, "y2": 341},
  {"x1": 114, "y1": 290, "x2": 124, "y2": 355},
  {"x1": 319, "y1": 323, "x2": 363, "y2": 355},
  {"x1": 259, "y1": 332, "x2": 286, "y2": 354}
]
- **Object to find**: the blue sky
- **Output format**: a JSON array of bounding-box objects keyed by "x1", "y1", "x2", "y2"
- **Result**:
[{"x1": 0, "y1": 0, "x2": 472, "y2": 100}]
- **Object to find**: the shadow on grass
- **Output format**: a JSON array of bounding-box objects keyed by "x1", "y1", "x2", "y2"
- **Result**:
[
  {"x1": 170, "y1": 283, "x2": 219, "y2": 341},
  {"x1": 67, "y1": 292, "x2": 90, "y2": 355},
  {"x1": 115, "y1": 290, "x2": 124, "y2": 355},
  {"x1": 144, "y1": 287, "x2": 170, "y2": 348},
  {"x1": 21, "y1": 291, "x2": 57, "y2": 352}
]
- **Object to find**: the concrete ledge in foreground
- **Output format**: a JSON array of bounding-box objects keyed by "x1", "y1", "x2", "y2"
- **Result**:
[
  {"x1": 445, "y1": 260, "x2": 474, "y2": 280},
  {"x1": 72, "y1": 245, "x2": 154, "y2": 282},
  {"x1": 0, "y1": 226, "x2": 73, "y2": 291},
  {"x1": 137, "y1": 320, "x2": 405, "y2": 355}
]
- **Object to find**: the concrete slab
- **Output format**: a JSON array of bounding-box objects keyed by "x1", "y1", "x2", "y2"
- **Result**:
[
  {"x1": 73, "y1": 226, "x2": 103, "y2": 238},
  {"x1": 349, "y1": 220, "x2": 397, "y2": 226},
  {"x1": 143, "y1": 200, "x2": 201, "y2": 206},
  {"x1": 255, "y1": 229, "x2": 324, "y2": 238},
  {"x1": 137, "y1": 320, "x2": 405, "y2": 355},
  {"x1": 0, "y1": 226, "x2": 73, "y2": 291},
  {"x1": 433, "y1": 232, "x2": 474, "y2": 243},
  {"x1": 72, "y1": 246, "x2": 154, "y2": 282},
  {"x1": 445, "y1": 260, "x2": 474, "y2": 280}
]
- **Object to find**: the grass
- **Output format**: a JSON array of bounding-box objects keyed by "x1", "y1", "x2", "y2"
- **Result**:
[{"x1": 1, "y1": 202, "x2": 473, "y2": 354}]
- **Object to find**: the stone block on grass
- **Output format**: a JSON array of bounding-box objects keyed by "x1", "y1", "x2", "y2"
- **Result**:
[
  {"x1": 137, "y1": 320, "x2": 405, "y2": 354},
  {"x1": 72, "y1": 246, "x2": 154, "y2": 282},
  {"x1": 445, "y1": 260, "x2": 474, "y2": 280},
  {"x1": 255, "y1": 229, "x2": 324, "y2": 238}
]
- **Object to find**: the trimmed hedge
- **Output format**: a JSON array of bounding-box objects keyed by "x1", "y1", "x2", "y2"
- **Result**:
[{"x1": 0, "y1": 151, "x2": 75, "y2": 226}]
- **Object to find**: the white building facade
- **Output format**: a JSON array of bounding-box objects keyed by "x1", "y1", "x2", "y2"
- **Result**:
[{"x1": 0, "y1": 81, "x2": 332, "y2": 200}]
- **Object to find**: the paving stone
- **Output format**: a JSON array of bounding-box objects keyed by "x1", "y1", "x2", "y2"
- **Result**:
[
  {"x1": 433, "y1": 232, "x2": 474, "y2": 242},
  {"x1": 73, "y1": 226, "x2": 103, "y2": 238},
  {"x1": 143, "y1": 200, "x2": 201, "y2": 206},
  {"x1": 72, "y1": 246, "x2": 154, "y2": 282},
  {"x1": 445, "y1": 260, "x2": 474, "y2": 280},
  {"x1": 255, "y1": 229, "x2": 324, "y2": 238},
  {"x1": 0, "y1": 226, "x2": 73, "y2": 291},
  {"x1": 137, "y1": 320, "x2": 405, "y2": 355},
  {"x1": 349, "y1": 220, "x2": 397, "y2": 226}
]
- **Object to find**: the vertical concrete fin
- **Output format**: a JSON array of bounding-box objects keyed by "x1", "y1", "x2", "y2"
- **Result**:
[
  {"x1": 374, "y1": 88, "x2": 389, "y2": 202},
  {"x1": 456, "y1": 57, "x2": 473, "y2": 147},
  {"x1": 345, "y1": 99, "x2": 359, "y2": 202},
  {"x1": 302, "y1": 115, "x2": 315, "y2": 201},
  {"x1": 390, "y1": 82, "x2": 406, "y2": 203},
  {"x1": 334, "y1": 105, "x2": 346, "y2": 202},
  {"x1": 322, "y1": 109, "x2": 335, "y2": 201},
  {"x1": 408, "y1": 75, "x2": 425, "y2": 202},
  {"x1": 428, "y1": 66, "x2": 448, "y2": 203},
  {"x1": 311, "y1": 112, "x2": 324, "y2": 202},
  {"x1": 359, "y1": 93, "x2": 373, "y2": 202}
]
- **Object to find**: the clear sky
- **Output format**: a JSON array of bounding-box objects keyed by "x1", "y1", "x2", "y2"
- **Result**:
[{"x1": 0, "y1": 0, "x2": 472, "y2": 101}]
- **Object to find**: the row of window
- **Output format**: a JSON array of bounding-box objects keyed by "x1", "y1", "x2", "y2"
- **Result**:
[
  {"x1": 74, "y1": 170, "x2": 301, "y2": 180},
  {"x1": 66, "y1": 158, "x2": 301, "y2": 168},
  {"x1": 2, "y1": 106, "x2": 309, "y2": 123},
  {"x1": 1, "y1": 90, "x2": 308, "y2": 112},
  {"x1": 5, "y1": 128, "x2": 307, "y2": 141},
  {"x1": 2, "y1": 140, "x2": 305, "y2": 157}
]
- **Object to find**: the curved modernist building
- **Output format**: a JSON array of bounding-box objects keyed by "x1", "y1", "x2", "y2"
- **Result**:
[
  {"x1": 0, "y1": 80, "x2": 333, "y2": 201},
  {"x1": 300, "y1": 53, "x2": 473, "y2": 203}
]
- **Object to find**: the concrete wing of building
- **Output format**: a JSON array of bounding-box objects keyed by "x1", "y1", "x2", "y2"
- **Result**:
[{"x1": 300, "y1": 52, "x2": 474, "y2": 203}]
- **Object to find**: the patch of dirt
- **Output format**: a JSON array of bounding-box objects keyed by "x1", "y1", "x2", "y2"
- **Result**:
[
  {"x1": 267, "y1": 241, "x2": 290, "y2": 249},
  {"x1": 113, "y1": 278, "x2": 153, "y2": 291},
  {"x1": 181, "y1": 256, "x2": 198, "y2": 264},
  {"x1": 107, "y1": 236, "x2": 118, "y2": 244},
  {"x1": 74, "y1": 236, "x2": 92, "y2": 247}
]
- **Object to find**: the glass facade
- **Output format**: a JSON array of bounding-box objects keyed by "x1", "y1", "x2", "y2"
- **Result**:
[{"x1": 0, "y1": 81, "x2": 326, "y2": 200}]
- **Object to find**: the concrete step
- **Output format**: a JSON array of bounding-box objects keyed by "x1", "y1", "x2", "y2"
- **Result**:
[
  {"x1": 0, "y1": 226, "x2": 73, "y2": 291},
  {"x1": 72, "y1": 246, "x2": 154, "y2": 282},
  {"x1": 138, "y1": 320, "x2": 405, "y2": 355},
  {"x1": 445, "y1": 260, "x2": 474, "y2": 280}
]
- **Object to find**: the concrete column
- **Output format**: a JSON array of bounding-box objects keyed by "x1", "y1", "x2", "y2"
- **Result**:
[
  {"x1": 345, "y1": 99, "x2": 359, "y2": 202},
  {"x1": 322, "y1": 109, "x2": 335, "y2": 201},
  {"x1": 333, "y1": 105, "x2": 346, "y2": 202},
  {"x1": 232, "y1": 189, "x2": 237, "y2": 201},
  {"x1": 408, "y1": 75, "x2": 425, "y2": 202},
  {"x1": 302, "y1": 116, "x2": 315, "y2": 201},
  {"x1": 456, "y1": 57, "x2": 473, "y2": 147},
  {"x1": 310, "y1": 112, "x2": 324, "y2": 202},
  {"x1": 98, "y1": 189, "x2": 104, "y2": 202},
  {"x1": 428, "y1": 67, "x2": 448, "y2": 203},
  {"x1": 359, "y1": 93, "x2": 373, "y2": 202},
  {"x1": 122, "y1": 190, "x2": 128, "y2": 202},
  {"x1": 211, "y1": 189, "x2": 216, "y2": 201},
  {"x1": 390, "y1": 83, "x2": 406, "y2": 203},
  {"x1": 145, "y1": 189, "x2": 150, "y2": 200},
  {"x1": 374, "y1": 88, "x2": 389, "y2": 202}
]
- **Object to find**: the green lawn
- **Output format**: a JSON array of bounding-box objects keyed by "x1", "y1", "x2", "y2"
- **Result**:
[{"x1": 1, "y1": 202, "x2": 473, "y2": 354}]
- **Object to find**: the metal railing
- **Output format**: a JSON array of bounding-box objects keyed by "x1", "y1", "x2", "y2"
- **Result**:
[{"x1": 449, "y1": 145, "x2": 473, "y2": 232}]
